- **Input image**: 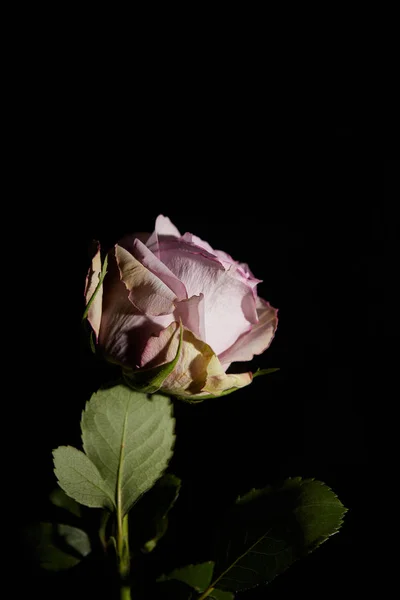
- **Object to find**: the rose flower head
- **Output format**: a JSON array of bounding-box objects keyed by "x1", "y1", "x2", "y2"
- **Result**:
[{"x1": 84, "y1": 215, "x2": 278, "y2": 400}]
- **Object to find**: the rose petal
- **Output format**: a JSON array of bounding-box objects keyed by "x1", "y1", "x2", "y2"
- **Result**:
[
  {"x1": 214, "y1": 250, "x2": 262, "y2": 289},
  {"x1": 202, "y1": 370, "x2": 253, "y2": 395},
  {"x1": 158, "y1": 236, "x2": 223, "y2": 265},
  {"x1": 182, "y1": 351, "x2": 252, "y2": 396},
  {"x1": 84, "y1": 242, "x2": 103, "y2": 340},
  {"x1": 99, "y1": 248, "x2": 173, "y2": 367},
  {"x1": 140, "y1": 322, "x2": 179, "y2": 367},
  {"x1": 154, "y1": 215, "x2": 181, "y2": 237},
  {"x1": 141, "y1": 322, "x2": 215, "y2": 395},
  {"x1": 132, "y1": 238, "x2": 187, "y2": 301},
  {"x1": 141, "y1": 322, "x2": 252, "y2": 398},
  {"x1": 157, "y1": 238, "x2": 258, "y2": 354},
  {"x1": 173, "y1": 293, "x2": 205, "y2": 340},
  {"x1": 118, "y1": 232, "x2": 151, "y2": 250},
  {"x1": 146, "y1": 215, "x2": 181, "y2": 258},
  {"x1": 181, "y1": 232, "x2": 216, "y2": 256},
  {"x1": 218, "y1": 297, "x2": 278, "y2": 368},
  {"x1": 116, "y1": 244, "x2": 178, "y2": 316}
]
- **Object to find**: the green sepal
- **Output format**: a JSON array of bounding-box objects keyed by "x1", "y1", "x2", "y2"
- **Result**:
[{"x1": 253, "y1": 367, "x2": 280, "y2": 378}]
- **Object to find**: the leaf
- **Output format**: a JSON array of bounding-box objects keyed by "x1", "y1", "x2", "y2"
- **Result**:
[
  {"x1": 49, "y1": 486, "x2": 82, "y2": 518},
  {"x1": 252, "y1": 368, "x2": 280, "y2": 378},
  {"x1": 53, "y1": 446, "x2": 114, "y2": 510},
  {"x1": 130, "y1": 473, "x2": 181, "y2": 553},
  {"x1": 123, "y1": 321, "x2": 183, "y2": 393},
  {"x1": 81, "y1": 385, "x2": 175, "y2": 517},
  {"x1": 209, "y1": 590, "x2": 235, "y2": 600},
  {"x1": 212, "y1": 478, "x2": 347, "y2": 593},
  {"x1": 24, "y1": 522, "x2": 91, "y2": 571},
  {"x1": 154, "y1": 580, "x2": 197, "y2": 600},
  {"x1": 57, "y1": 524, "x2": 91, "y2": 557},
  {"x1": 158, "y1": 562, "x2": 215, "y2": 592}
]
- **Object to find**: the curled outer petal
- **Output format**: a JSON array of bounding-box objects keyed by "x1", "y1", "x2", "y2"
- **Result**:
[
  {"x1": 141, "y1": 322, "x2": 252, "y2": 400},
  {"x1": 218, "y1": 297, "x2": 278, "y2": 369},
  {"x1": 84, "y1": 242, "x2": 104, "y2": 340},
  {"x1": 116, "y1": 244, "x2": 179, "y2": 316},
  {"x1": 99, "y1": 247, "x2": 172, "y2": 368}
]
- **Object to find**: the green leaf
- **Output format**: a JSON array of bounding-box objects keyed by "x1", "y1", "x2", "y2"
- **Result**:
[
  {"x1": 158, "y1": 562, "x2": 215, "y2": 592},
  {"x1": 57, "y1": 524, "x2": 91, "y2": 557},
  {"x1": 122, "y1": 321, "x2": 183, "y2": 393},
  {"x1": 155, "y1": 580, "x2": 197, "y2": 600},
  {"x1": 253, "y1": 368, "x2": 280, "y2": 378},
  {"x1": 24, "y1": 522, "x2": 91, "y2": 571},
  {"x1": 209, "y1": 590, "x2": 235, "y2": 600},
  {"x1": 82, "y1": 252, "x2": 108, "y2": 322},
  {"x1": 130, "y1": 473, "x2": 181, "y2": 553},
  {"x1": 81, "y1": 385, "x2": 175, "y2": 517},
  {"x1": 49, "y1": 486, "x2": 82, "y2": 518},
  {"x1": 211, "y1": 478, "x2": 347, "y2": 593},
  {"x1": 53, "y1": 446, "x2": 114, "y2": 510}
]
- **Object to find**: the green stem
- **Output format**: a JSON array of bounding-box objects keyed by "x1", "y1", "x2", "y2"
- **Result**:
[
  {"x1": 115, "y1": 407, "x2": 131, "y2": 599},
  {"x1": 117, "y1": 511, "x2": 131, "y2": 600},
  {"x1": 197, "y1": 588, "x2": 215, "y2": 600},
  {"x1": 120, "y1": 584, "x2": 131, "y2": 600}
]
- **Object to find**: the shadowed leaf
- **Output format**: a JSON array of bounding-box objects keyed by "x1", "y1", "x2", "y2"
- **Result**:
[
  {"x1": 24, "y1": 522, "x2": 91, "y2": 571},
  {"x1": 211, "y1": 478, "x2": 347, "y2": 593},
  {"x1": 130, "y1": 473, "x2": 181, "y2": 553},
  {"x1": 158, "y1": 562, "x2": 215, "y2": 592}
]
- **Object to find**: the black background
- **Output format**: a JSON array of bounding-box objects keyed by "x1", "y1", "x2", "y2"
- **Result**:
[{"x1": 13, "y1": 117, "x2": 393, "y2": 598}]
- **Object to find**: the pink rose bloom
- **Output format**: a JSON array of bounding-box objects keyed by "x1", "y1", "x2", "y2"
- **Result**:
[{"x1": 85, "y1": 215, "x2": 278, "y2": 399}]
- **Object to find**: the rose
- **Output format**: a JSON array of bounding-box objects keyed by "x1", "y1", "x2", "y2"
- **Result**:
[{"x1": 85, "y1": 215, "x2": 278, "y2": 400}]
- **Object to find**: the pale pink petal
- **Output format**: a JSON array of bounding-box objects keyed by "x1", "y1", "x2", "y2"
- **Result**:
[
  {"x1": 181, "y1": 232, "x2": 216, "y2": 256},
  {"x1": 132, "y1": 238, "x2": 187, "y2": 301},
  {"x1": 213, "y1": 249, "x2": 236, "y2": 268},
  {"x1": 118, "y1": 232, "x2": 151, "y2": 250},
  {"x1": 156, "y1": 237, "x2": 223, "y2": 265},
  {"x1": 154, "y1": 215, "x2": 181, "y2": 237},
  {"x1": 214, "y1": 250, "x2": 262, "y2": 289},
  {"x1": 237, "y1": 262, "x2": 262, "y2": 288},
  {"x1": 158, "y1": 238, "x2": 258, "y2": 354},
  {"x1": 140, "y1": 322, "x2": 180, "y2": 367},
  {"x1": 218, "y1": 297, "x2": 278, "y2": 368},
  {"x1": 146, "y1": 215, "x2": 181, "y2": 258},
  {"x1": 238, "y1": 261, "x2": 257, "y2": 279},
  {"x1": 84, "y1": 242, "x2": 103, "y2": 340},
  {"x1": 116, "y1": 245, "x2": 177, "y2": 316},
  {"x1": 173, "y1": 293, "x2": 205, "y2": 340},
  {"x1": 99, "y1": 248, "x2": 173, "y2": 367}
]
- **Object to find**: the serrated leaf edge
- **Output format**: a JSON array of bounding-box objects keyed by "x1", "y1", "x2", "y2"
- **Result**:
[{"x1": 213, "y1": 477, "x2": 347, "y2": 593}]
